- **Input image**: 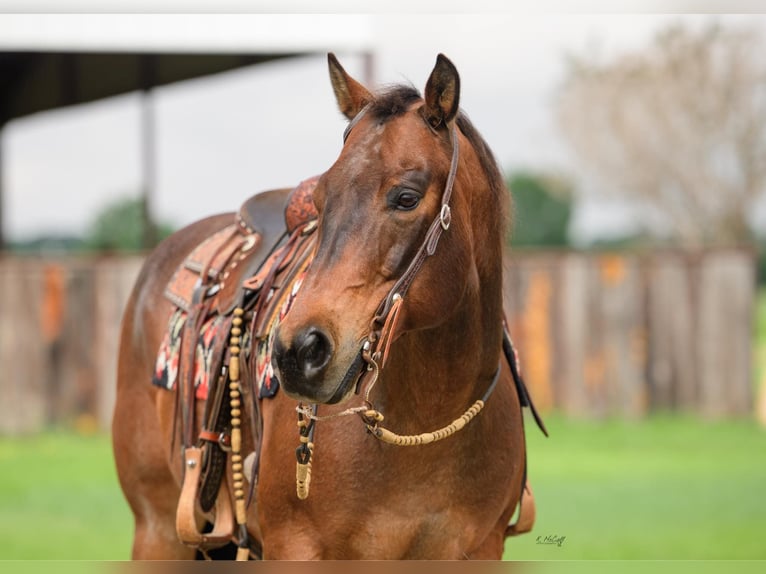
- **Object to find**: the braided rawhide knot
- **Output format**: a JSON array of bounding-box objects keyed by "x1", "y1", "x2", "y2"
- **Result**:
[
  {"x1": 296, "y1": 442, "x2": 313, "y2": 500},
  {"x1": 359, "y1": 408, "x2": 385, "y2": 429},
  {"x1": 295, "y1": 410, "x2": 315, "y2": 500}
]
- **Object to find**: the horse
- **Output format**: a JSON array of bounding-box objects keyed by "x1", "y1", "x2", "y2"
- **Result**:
[{"x1": 112, "y1": 53, "x2": 543, "y2": 560}]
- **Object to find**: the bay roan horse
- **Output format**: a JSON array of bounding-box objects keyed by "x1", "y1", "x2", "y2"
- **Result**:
[{"x1": 113, "y1": 53, "x2": 541, "y2": 560}]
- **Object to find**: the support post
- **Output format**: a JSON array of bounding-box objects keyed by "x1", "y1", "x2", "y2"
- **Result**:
[
  {"x1": 0, "y1": 123, "x2": 4, "y2": 252},
  {"x1": 140, "y1": 55, "x2": 158, "y2": 250}
]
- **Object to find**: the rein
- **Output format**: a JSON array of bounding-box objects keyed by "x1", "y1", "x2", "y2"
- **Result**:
[{"x1": 293, "y1": 106, "x2": 501, "y2": 499}]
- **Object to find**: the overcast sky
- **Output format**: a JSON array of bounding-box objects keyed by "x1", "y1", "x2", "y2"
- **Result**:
[{"x1": 3, "y1": 12, "x2": 764, "y2": 244}]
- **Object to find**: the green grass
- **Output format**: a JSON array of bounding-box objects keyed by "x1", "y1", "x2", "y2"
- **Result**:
[
  {"x1": 755, "y1": 287, "x2": 766, "y2": 394},
  {"x1": 1, "y1": 416, "x2": 765, "y2": 561},
  {"x1": 505, "y1": 414, "x2": 766, "y2": 560},
  {"x1": 0, "y1": 432, "x2": 132, "y2": 560}
]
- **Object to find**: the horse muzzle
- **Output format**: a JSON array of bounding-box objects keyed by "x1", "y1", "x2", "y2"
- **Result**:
[{"x1": 272, "y1": 326, "x2": 359, "y2": 404}]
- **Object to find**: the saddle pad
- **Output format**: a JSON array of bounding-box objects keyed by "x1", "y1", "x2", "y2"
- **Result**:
[
  {"x1": 252, "y1": 264, "x2": 310, "y2": 399},
  {"x1": 152, "y1": 309, "x2": 227, "y2": 400},
  {"x1": 152, "y1": 263, "x2": 310, "y2": 401}
]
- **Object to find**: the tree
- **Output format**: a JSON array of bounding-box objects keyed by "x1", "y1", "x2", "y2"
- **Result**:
[
  {"x1": 557, "y1": 22, "x2": 766, "y2": 246},
  {"x1": 86, "y1": 196, "x2": 174, "y2": 252},
  {"x1": 508, "y1": 171, "x2": 573, "y2": 247}
]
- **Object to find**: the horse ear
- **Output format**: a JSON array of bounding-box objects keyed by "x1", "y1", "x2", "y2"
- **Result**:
[
  {"x1": 423, "y1": 54, "x2": 461, "y2": 129},
  {"x1": 328, "y1": 53, "x2": 373, "y2": 120}
]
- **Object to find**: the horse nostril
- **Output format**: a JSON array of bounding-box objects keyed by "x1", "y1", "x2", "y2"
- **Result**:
[
  {"x1": 295, "y1": 328, "x2": 332, "y2": 377},
  {"x1": 272, "y1": 331, "x2": 287, "y2": 366},
  {"x1": 272, "y1": 327, "x2": 333, "y2": 396}
]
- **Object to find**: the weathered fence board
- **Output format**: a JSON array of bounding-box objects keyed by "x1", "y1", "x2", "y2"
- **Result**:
[
  {"x1": 0, "y1": 256, "x2": 143, "y2": 434},
  {"x1": 0, "y1": 249, "x2": 755, "y2": 434},
  {"x1": 504, "y1": 249, "x2": 754, "y2": 419},
  {"x1": 695, "y1": 253, "x2": 755, "y2": 416},
  {"x1": 0, "y1": 260, "x2": 48, "y2": 433}
]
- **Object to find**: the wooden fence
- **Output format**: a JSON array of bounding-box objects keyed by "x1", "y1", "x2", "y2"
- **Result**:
[
  {"x1": 504, "y1": 249, "x2": 755, "y2": 418},
  {"x1": 0, "y1": 256, "x2": 144, "y2": 434},
  {"x1": 0, "y1": 249, "x2": 756, "y2": 434}
]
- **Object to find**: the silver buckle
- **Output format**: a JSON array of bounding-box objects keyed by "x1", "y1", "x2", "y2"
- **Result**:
[{"x1": 440, "y1": 204, "x2": 452, "y2": 230}]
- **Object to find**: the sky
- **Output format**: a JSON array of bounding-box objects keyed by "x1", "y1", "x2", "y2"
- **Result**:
[{"x1": 3, "y1": 12, "x2": 765, "y2": 244}]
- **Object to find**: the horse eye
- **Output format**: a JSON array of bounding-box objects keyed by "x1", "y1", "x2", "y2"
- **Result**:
[{"x1": 393, "y1": 191, "x2": 421, "y2": 211}]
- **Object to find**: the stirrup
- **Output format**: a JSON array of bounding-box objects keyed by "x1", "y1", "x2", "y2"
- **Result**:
[
  {"x1": 176, "y1": 446, "x2": 234, "y2": 549},
  {"x1": 506, "y1": 479, "x2": 536, "y2": 536}
]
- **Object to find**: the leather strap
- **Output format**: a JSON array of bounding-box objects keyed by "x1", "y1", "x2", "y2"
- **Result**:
[
  {"x1": 374, "y1": 124, "x2": 459, "y2": 326},
  {"x1": 336, "y1": 105, "x2": 462, "y2": 395},
  {"x1": 199, "y1": 429, "x2": 231, "y2": 449},
  {"x1": 176, "y1": 446, "x2": 235, "y2": 549},
  {"x1": 342, "y1": 103, "x2": 372, "y2": 143},
  {"x1": 341, "y1": 104, "x2": 459, "y2": 339},
  {"x1": 503, "y1": 329, "x2": 548, "y2": 437},
  {"x1": 356, "y1": 124, "x2": 460, "y2": 385}
]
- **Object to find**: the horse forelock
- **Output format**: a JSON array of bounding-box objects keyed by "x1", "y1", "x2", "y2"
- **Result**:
[{"x1": 368, "y1": 84, "x2": 423, "y2": 122}]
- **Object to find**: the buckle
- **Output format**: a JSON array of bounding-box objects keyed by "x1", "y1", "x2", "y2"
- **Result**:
[
  {"x1": 199, "y1": 429, "x2": 232, "y2": 451},
  {"x1": 440, "y1": 204, "x2": 452, "y2": 230}
]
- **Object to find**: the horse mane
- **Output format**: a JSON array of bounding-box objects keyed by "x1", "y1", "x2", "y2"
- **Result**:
[
  {"x1": 369, "y1": 85, "x2": 509, "y2": 230},
  {"x1": 454, "y1": 111, "x2": 509, "y2": 225}
]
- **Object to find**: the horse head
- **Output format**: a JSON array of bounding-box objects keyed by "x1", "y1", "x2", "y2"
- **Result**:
[{"x1": 273, "y1": 53, "x2": 507, "y2": 406}]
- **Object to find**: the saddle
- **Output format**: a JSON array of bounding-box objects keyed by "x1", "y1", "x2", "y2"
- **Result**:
[
  {"x1": 165, "y1": 179, "x2": 316, "y2": 316},
  {"x1": 163, "y1": 176, "x2": 319, "y2": 558}
]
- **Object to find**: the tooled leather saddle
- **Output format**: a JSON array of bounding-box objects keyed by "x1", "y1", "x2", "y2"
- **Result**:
[{"x1": 158, "y1": 176, "x2": 320, "y2": 557}]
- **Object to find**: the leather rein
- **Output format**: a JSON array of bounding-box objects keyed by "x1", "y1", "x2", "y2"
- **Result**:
[{"x1": 294, "y1": 104, "x2": 502, "y2": 478}]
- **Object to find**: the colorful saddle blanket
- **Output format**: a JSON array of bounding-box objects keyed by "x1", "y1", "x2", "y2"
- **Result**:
[{"x1": 152, "y1": 266, "x2": 310, "y2": 400}]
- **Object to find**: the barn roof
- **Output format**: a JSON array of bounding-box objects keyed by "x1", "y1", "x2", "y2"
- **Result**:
[{"x1": 0, "y1": 13, "x2": 374, "y2": 124}]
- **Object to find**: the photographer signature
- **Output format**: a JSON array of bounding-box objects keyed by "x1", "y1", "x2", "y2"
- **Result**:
[{"x1": 536, "y1": 534, "x2": 566, "y2": 547}]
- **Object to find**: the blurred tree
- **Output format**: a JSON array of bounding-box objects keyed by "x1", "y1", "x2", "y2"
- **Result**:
[
  {"x1": 557, "y1": 22, "x2": 766, "y2": 246},
  {"x1": 508, "y1": 171, "x2": 573, "y2": 247},
  {"x1": 10, "y1": 235, "x2": 86, "y2": 253},
  {"x1": 86, "y1": 196, "x2": 174, "y2": 252},
  {"x1": 758, "y1": 240, "x2": 766, "y2": 286}
]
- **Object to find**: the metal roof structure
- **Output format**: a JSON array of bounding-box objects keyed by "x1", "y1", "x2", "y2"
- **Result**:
[{"x1": 0, "y1": 13, "x2": 375, "y2": 248}]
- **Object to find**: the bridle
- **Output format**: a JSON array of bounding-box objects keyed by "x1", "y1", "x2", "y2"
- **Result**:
[
  {"x1": 324, "y1": 102, "x2": 464, "y2": 404},
  {"x1": 360, "y1": 103, "x2": 460, "y2": 376},
  {"x1": 293, "y1": 103, "x2": 501, "y2": 499}
]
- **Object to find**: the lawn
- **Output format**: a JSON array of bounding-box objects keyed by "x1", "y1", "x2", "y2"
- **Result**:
[
  {"x1": 1, "y1": 415, "x2": 764, "y2": 561},
  {"x1": 0, "y1": 432, "x2": 132, "y2": 560},
  {"x1": 756, "y1": 287, "x2": 766, "y2": 395},
  {"x1": 504, "y1": 414, "x2": 766, "y2": 560}
]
